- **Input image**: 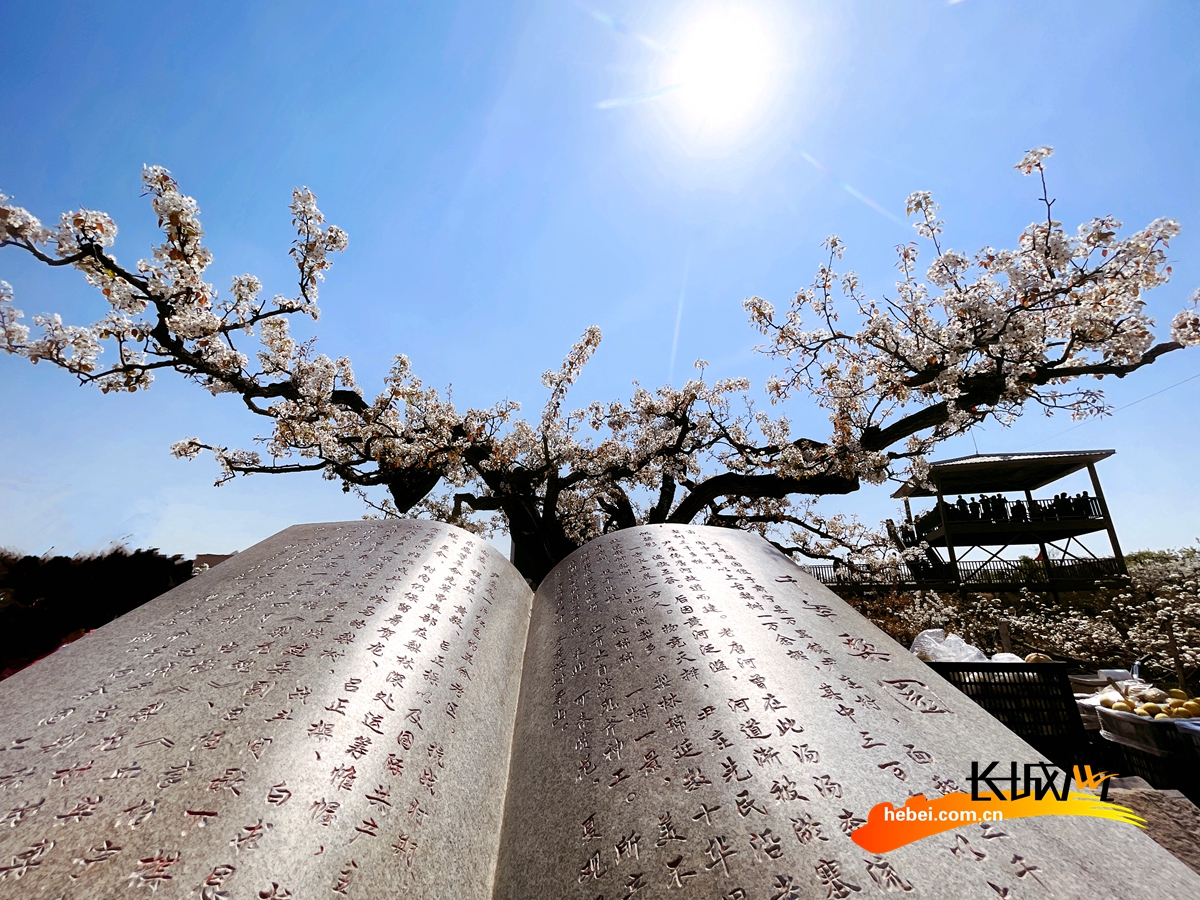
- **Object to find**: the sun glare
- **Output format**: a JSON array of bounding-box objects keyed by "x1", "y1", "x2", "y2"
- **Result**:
[{"x1": 668, "y1": 10, "x2": 774, "y2": 135}]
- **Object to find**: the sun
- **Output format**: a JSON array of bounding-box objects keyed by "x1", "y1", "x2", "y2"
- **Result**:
[{"x1": 667, "y1": 9, "x2": 775, "y2": 135}]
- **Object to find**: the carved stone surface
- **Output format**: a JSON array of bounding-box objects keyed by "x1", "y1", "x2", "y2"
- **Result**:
[
  {"x1": 0, "y1": 520, "x2": 534, "y2": 899},
  {"x1": 3, "y1": 520, "x2": 1198, "y2": 898},
  {"x1": 494, "y1": 525, "x2": 1200, "y2": 899}
]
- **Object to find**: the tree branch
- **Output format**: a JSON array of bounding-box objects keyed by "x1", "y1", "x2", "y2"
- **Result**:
[{"x1": 668, "y1": 471, "x2": 858, "y2": 525}]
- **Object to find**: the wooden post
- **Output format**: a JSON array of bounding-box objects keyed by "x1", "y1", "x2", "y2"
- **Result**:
[
  {"x1": 936, "y1": 492, "x2": 959, "y2": 590},
  {"x1": 1166, "y1": 620, "x2": 1189, "y2": 695},
  {"x1": 998, "y1": 621, "x2": 1013, "y2": 654},
  {"x1": 1025, "y1": 489, "x2": 1052, "y2": 586},
  {"x1": 1087, "y1": 462, "x2": 1128, "y2": 576}
]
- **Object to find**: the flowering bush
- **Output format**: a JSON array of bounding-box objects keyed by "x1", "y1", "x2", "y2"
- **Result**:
[
  {"x1": 3, "y1": 150, "x2": 1197, "y2": 582},
  {"x1": 844, "y1": 546, "x2": 1200, "y2": 688}
]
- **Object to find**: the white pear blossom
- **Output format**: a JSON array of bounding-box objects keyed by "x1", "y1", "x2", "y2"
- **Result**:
[
  {"x1": 2, "y1": 152, "x2": 1196, "y2": 582},
  {"x1": 1015, "y1": 145, "x2": 1054, "y2": 175},
  {"x1": 848, "y1": 545, "x2": 1200, "y2": 688},
  {"x1": 744, "y1": 146, "x2": 1194, "y2": 497}
]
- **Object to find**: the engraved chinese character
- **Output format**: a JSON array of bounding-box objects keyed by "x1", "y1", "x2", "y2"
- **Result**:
[
  {"x1": 814, "y1": 859, "x2": 860, "y2": 899},
  {"x1": 71, "y1": 839, "x2": 122, "y2": 876},
  {"x1": 332, "y1": 860, "x2": 358, "y2": 895},
  {"x1": 346, "y1": 735, "x2": 373, "y2": 759},
  {"x1": 582, "y1": 814, "x2": 599, "y2": 842},
  {"x1": 770, "y1": 776, "x2": 808, "y2": 802},
  {"x1": 655, "y1": 812, "x2": 686, "y2": 846},
  {"x1": 310, "y1": 798, "x2": 340, "y2": 826},
  {"x1": 838, "y1": 809, "x2": 866, "y2": 835},
  {"x1": 2, "y1": 797, "x2": 44, "y2": 828},
  {"x1": 232, "y1": 819, "x2": 271, "y2": 852},
  {"x1": 721, "y1": 757, "x2": 753, "y2": 783},
  {"x1": 692, "y1": 803, "x2": 720, "y2": 825},
  {"x1": 56, "y1": 795, "x2": 103, "y2": 822},
  {"x1": 791, "y1": 813, "x2": 829, "y2": 844},
  {"x1": 793, "y1": 743, "x2": 820, "y2": 764},
  {"x1": 330, "y1": 765, "x2": 357, "y2": 791},
  {"x1": 351, "y1": 817, "x2": 380, "y2": 842},
  {"x1": 750, "y1": 828, "x2": 783, "y2": 860},
  {"x1": 813, "y1": 774, "x2": 843, "y2": 800},
  {"x1": 391, "y1": 832, "x2": 418, "y2": 869},
  {"x1": 615, "y1": 830, "x2": 641, "y2": 862},
  {"x1": 735, "y1": 790, "x2": 767, "y2": 817},
  {"x1": 208, "y1": 767, "x2": 246, "y2": 796},
  {"x1": 753, "y1": 745, "x2": 782, "y2": 766},
  {"x1": 704, "y1": 835, "x2": 737, "y2": 875},
  {"x1": 418, "y1": 767, "x2": 438, "y2": 796},
  {"x1": 949, "y1": 834, "x2": 987, "y2": 862},
  {"x1": 579, "y1": 850, "x2": 608, "y2": 882},
  {"x1": 325, "y1": 698, "x2": 349, "y2": 716},
  {"x1": 0, "y1": 838, "x2": 55, "y2": 880},
  {"x1": 1010, "y1": 854, "x2": 1046, "y2": 887},
  {"x1": 666, "y1": 854, "x2": 697, "y2": 887},
  {"x1": 123, "y1": 798, "x2": 158, "y2": 827},
  {"x1": 903, "y1": 743, "x2": 933, "y2": 765},
  {"x1": 128, "y1": 850, "x2": 181, "y2": 891}
]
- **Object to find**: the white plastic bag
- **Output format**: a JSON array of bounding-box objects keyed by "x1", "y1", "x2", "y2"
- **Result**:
[
  {"x1": 909, "y1": 629, "x2": 989, "y2": 663},
  {"x1": 935, "y1": 633, "x2": 990, "y2": 662},
  {"x1": 910, "y1": 629, "x2": 947, "y2": 661}
]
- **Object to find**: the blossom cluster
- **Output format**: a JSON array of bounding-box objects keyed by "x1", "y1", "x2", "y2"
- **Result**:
[
  {"x1": 845, "y1": 546, "x2": 1200, "y2": 686},
  {"x1": 2, "y1": 151, "x2": 1197, "y2": 578},
  {"x1": 744, "y1": 145, "x2": 1199, "y2": 496}
]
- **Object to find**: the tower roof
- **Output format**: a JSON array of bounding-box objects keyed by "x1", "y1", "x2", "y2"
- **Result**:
[{"x1": 892, "y1": 449, "x2": 1114, "y2": 498}]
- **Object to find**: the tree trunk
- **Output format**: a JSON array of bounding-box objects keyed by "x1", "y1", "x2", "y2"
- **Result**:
[
  {"x1": 504, "y1": 505, "x2": 581, "y2": 586},
  {"x1": 385, "y1": 469, "x2": 444, "y2": 515}
]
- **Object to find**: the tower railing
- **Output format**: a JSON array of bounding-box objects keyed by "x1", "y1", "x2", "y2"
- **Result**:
[{"x1": 802, "y1": 555, "x2": 1126, "y2": 588}]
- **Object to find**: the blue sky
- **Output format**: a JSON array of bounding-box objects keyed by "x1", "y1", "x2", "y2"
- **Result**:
[{"x1": 1, "y1": 1, "x2": 1198, "y2": 559}]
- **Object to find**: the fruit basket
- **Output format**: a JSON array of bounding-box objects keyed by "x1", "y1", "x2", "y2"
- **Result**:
[
  {"x1": 1075, "y1": 700, "x2": 1102, "y2": 731},
  {"x1": 1175, "y1": 720, "x2": 1200, "y2": 753},
  {"x1": 1096, "y1": 706, "x2": 1196, "y2": 757}
]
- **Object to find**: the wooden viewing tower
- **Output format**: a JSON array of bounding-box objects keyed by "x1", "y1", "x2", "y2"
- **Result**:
[{"x1": 806, "y1": 449, "x2": 1129, "y2": 594}]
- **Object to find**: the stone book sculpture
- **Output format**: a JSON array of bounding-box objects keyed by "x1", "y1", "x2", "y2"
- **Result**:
[{"x1": 0, "y1": 520, "x2": 1196, "y2": 899}]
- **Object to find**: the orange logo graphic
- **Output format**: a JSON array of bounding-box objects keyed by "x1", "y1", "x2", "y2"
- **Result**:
[{"x1": 851, "y1": 765, "x2": 1142, "y2": 853}]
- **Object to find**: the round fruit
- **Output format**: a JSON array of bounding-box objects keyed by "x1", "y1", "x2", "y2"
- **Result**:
[
  {"x1": 1112, "y1": 701, "x2": 1132, "y2": 713},
  {"x1": 1183, "y1": 701, "x2": 1200, "y2": 715},
  {"x1": 1135, "y1": 707, "x2": 1151, "y2": 716},
  {"x1": 1155, "y1": 713, "x2": 1172, "y2": 719},
  {"x1": 1025, "y1": 653, "x2": 1052, "y2": 663},
  {"x1": 1169, "y1": 689, "x2": 1189, "y2": 701},
  {"x1": 1169, "y1": 698, "x2": 1186, "y2": 709},
  {"x1": 1100, "y1": 696, "x2": 1116, "y2": 709},
  {"x1": 1142, "y1": 703, "x2": 1163, "y2": 716}
]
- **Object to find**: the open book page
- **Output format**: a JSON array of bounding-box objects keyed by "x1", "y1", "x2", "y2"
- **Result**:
[
  {"x1": 492, "y1": 524, "x2": 1200, "y2": 899},
  {"x1": 0, "y1": 520, "x2": 533, "y2": 899}
]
